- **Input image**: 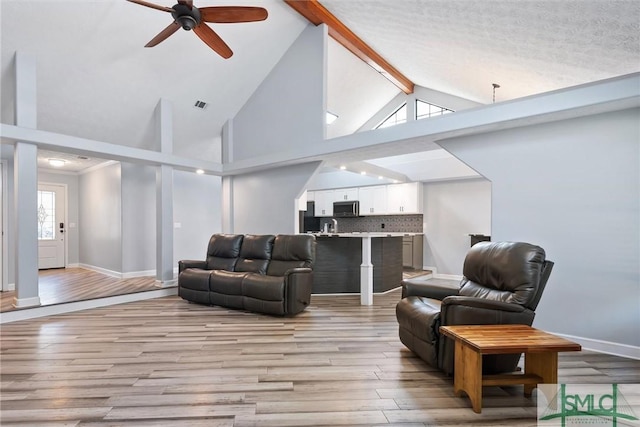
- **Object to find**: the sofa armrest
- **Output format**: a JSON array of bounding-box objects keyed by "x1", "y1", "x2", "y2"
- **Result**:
[
  {"x1": 440, "y1": 296, "x2": 534, "y2": 328},
  {"x1": 178, "y1": 260, "x2": 207, "y2": 274},
  {"x1": 402, "y1": 279, "x2": 460, "y2": 300},
  {"x1": 442, "y1": 296, "x2": 526, "y2": 313},
  {"x1": 283, "y1": 268, "x2": 313, "y2": 315}
]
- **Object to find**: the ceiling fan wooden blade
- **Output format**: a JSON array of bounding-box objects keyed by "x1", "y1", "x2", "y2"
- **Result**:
[
  {"x1": 178, "y1": 0, "x2": 193, "y2": 9},
  {"x1": 200, "y1": 6, "x2": 268, "y2": 23},
  {"x1": 193, "y1": 24, "x2": 233, "y2": 58},
  {"x1": 126, "y1": 0, "x2": 173, "y2": 13},
  {"x1": 145, "y1": 21, "x2": 181, "y2": 47}
]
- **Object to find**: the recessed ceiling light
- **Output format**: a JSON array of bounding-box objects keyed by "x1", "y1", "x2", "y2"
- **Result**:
[
  {"x1": 48, "y1": 159, "x2": 66, "y2": 168},
  {"x1": 326, "y1": 111, "x2": 338, "y2": 125},
  {"x1": 196, "y1": 169, "x2": 205, "y2": 175},
  {"x1": 360, "y1": 171, "x2": 366, "y2": 175},
  {"x1": 339, "y1": 165, "x2": 347, "y2": 170},
  {"x1": 378, "y1": 176, "x2": 383, "y2": 180}
]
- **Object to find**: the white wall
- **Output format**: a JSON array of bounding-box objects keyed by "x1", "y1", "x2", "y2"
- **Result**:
[
  {"x1": 173, "y1": 170, "x2": 222, "y2": 264},
  {"x1": 78, "y1": 162, "x2": 122, "y2": 273},
  {"x1": 422, "y1": 179, "x2": 492, "y2": 276},
  {"x1": 121, "y1": 163, "x2": 155, "y2": 274},
  {"x1": 439, "y1": 108, "x2": 640, "y2": 348},
  {"x1": 232, "y1": 162, "x2": 321, "y2": 234},
  {"x1": 230, "y1": 24, "x2": 327, "y2": 161},
  {"x1": 38, "y1": 171, "x2": 79, "y2": 266}
]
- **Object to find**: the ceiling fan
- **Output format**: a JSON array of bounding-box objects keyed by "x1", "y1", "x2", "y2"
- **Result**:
[{"x1": 126, "y1": 0, "x2": 268, "y2": 58}]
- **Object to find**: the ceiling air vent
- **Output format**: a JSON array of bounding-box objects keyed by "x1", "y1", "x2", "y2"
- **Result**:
[{"x1": 194, "y1": 100, "x2": 208, "y2": 109}]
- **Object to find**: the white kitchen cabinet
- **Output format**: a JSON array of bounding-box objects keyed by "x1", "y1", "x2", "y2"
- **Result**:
[
  {"x1": 314, "y1": 190, "x2": 334, "y2": 216},
  {"x1": 306, "y1": 191, "x2": 315, "y2": 202},
  {"x1": 333, "y1": 187, "x2": 359, "y2": 202},
  {"x1": 386, "y1": 182, "x2": 423, "y2": 214},
  {"x1": 359, "y1": 185, "x2": 387, "y2": 215}
]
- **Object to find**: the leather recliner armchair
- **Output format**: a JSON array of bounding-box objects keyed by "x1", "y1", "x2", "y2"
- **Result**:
[{"x1": 396, "y1": 241, "x2": 553, "y2": 375}]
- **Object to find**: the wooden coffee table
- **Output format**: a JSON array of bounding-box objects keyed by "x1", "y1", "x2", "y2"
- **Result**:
[{"x1": 439, "y1": 324, "x2": 581, "y2": 413}]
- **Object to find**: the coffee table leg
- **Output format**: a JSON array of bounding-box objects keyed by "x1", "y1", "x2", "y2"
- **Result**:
[
  {"x1": 524, "y1": 351, "x2": 558, "y2": 397},
  {"x1": 453, "y1": 339, "x2": 483, "y2": 413}
]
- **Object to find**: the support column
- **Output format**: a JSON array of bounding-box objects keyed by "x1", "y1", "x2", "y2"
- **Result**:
[
  {"x1": 221, "y1": 119, "x2": 234, "y2": 233},
  {"x1": 155, "y1": 99, "x2": 174, "y2": 287},
  {"x1": 360, "y1": 236, "x2": 373, "y2": 305},
  {"x1": 13, "y1": 52, "x2": 40, "y2": 308},
  {"x1": 221, "y1": 176, "x2": 234, "y2": 233},
  {"x1": 13, "y1": 143, "x2": 40, "y2": 308}
]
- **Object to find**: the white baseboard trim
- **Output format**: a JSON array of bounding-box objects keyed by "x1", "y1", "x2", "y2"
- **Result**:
[
  {"x1": 78, "y1": 263, "x2": 123, "y2": 279},
  {"x1": 66, "y1": 263, "x2": 80, "y2": 268},
  {"x1": 0, "y1": 287, "x2": 178, "y2": 324},
  {"x1": 122, "y1": 270, "x2": 155, "y2": 279},
  {"x1": 78, "y1": 264, "x2": 157, "y2": 279},
  {"x1": 423, "y1": 266, "x2": 463, "y2": 281},
  {"x1": 7, "y1": 283, "x2": 15, "y2": 291},
  {"x1": 549, "y1": 331, "x2": 640, "y2": 360},
  {"x1": 12, "y1": 296, "x2": 41, "y2": 308},
  {"x1": 155, "y1": 279, "x2": 177, "y2": 288}
]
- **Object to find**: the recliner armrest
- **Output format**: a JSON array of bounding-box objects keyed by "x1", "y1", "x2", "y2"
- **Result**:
[
  {"x1": 178, "y1": 260, "x2": 207, "y2": 273},
  {"x1": 402, "y1": 280, "x2": 460, "y2": 300},
  {"x1": 441, "y1": 296, "x2": 526, "y2": 312}
]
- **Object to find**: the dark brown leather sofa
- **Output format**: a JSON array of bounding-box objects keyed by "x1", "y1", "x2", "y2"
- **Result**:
[
  {"x1": 396, "y1": 241, "x2": 553, "y2": 375},
  {"x1": 178, "y1": 233, "x2": 316, "y2": 316}
]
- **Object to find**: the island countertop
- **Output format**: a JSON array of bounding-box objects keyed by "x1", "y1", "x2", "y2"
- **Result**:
[
  {"x1": 309, "y1": 232, "x2": 423, "y2": 237},
  {"x1": 310, "y1": 232, "x2": 423, "y2": 305}
]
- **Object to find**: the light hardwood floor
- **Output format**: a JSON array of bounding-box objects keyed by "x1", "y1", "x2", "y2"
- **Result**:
[
  {"x1": 1, "y1": 289, "x2": 639, "y2": 426},
  {"x1": 0, "y1": 268, "x2": 159, "y2": 312}
]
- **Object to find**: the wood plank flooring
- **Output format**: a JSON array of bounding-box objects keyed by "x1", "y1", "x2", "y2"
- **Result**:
[
  {"x1": 0, "y1": 268, "x2": 159, "y2": 312},
  {"x1": 1, "y1": 290, "x2": 639, "y2": 426}
]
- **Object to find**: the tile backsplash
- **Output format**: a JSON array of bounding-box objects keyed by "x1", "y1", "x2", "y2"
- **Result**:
[{"x1": 320, "y1": 214, "x2": 423, "y2": 233}]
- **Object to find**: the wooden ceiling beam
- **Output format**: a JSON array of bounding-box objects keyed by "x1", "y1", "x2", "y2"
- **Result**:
[{"x1": 284, "y1": 0, "x2": 415, "y2": 94}]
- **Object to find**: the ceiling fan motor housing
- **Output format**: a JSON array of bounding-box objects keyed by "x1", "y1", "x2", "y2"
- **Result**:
[{"x1": 172, "y1": 4, "x2": 201, "y2": 30}]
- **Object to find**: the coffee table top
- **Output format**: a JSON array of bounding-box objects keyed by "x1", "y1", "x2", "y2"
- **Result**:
[{"x1": 440, "y1": 324, "x2": 582, "y2": 355}]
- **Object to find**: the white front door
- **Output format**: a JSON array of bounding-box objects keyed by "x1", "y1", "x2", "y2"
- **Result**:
[{"x1": 38, "y1": 184, "x2": 66, "y2": 269}]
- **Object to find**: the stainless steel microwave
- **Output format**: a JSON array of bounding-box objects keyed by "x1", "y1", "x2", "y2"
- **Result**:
[{"x1": 333, "y1": 200, "x2": 360, "y2": 217}]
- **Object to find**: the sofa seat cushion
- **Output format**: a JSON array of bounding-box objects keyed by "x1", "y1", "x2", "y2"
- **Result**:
[
  {"x1": 242, "y1": 273, "x2": 285, "y2": 301},
  {"x1": 209, "y1": 270, "x2": 247, "y2": 295},
  {"x1": 179, "y1": 269, "x2": 212, "y2": 292}
]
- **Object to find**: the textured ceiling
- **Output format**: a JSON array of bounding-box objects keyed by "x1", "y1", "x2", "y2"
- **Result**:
[
  {"x1": 1, "y1": 0, "x2": 638, "y2": 181},
  {"x1": 321, "y1": 0, "x2": 640, "y2": 103},
  {"x1": 0, "y1": 0, "x2": 308, "y2": 163}
]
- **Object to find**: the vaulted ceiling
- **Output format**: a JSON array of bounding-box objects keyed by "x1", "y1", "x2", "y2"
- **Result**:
[{"x1": 1, "y1": 0, "x2": 638, "y2": 176}]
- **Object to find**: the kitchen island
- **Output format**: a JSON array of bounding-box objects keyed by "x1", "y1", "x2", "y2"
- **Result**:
[{"x1": 311, "y1": 232, "x2": 422, "y2": 305}]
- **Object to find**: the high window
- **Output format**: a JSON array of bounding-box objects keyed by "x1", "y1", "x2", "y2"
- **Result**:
[
  {"x1": 376, "y1": 103, "x2": 407, "y2": 129},
  {"x1": 416, "y1": 99, "x2": 453, "y2": 119}
]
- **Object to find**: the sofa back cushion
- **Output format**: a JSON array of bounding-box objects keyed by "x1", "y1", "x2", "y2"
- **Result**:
[
  {"x1": 458, "y1": 241, "x2": 546, "y2": 309},
  {"x1": 267, "y1": 234, "x2": 315, "y2": 276},
  {"x1": 235, "y1": 235, "x2": 276, "y2": 274},
  {"x1": 206, "y1": 234, "x2": 244, "y2": 271}
]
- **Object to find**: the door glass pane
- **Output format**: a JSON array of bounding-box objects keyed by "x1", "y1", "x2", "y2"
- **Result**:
[{"x1": 37, "y1": 190, "x2": 55, "y2": 240}]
